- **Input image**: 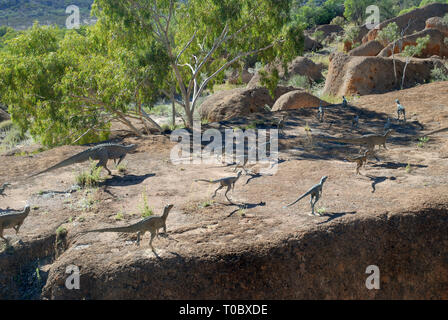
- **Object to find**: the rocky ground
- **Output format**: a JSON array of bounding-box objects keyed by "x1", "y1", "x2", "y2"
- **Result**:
[{"x1": 1, "y1": 81, "x2": 448, "y2": 299}]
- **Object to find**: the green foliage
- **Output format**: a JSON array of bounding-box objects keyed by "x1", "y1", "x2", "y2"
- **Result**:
[
  {"x1": 0, "y1": 120, "x2": 30, "y2": 151},
  {"x1": 114, "y1": 212, "x2": 124, "y2": 220},
  {"x1": 93, "y1": 0, "x2": 304, "y2": 128},
  {"x1": 402, "y1": 35, "x2": 430, "y2": 58},
  {"x1": 376, "y1": 22, "x2": 400, "y2": 46},
  {"x1": 288, "y1": 74, "x2": 311, "y2": 90},
  {"x1": 291, "y1": 0, "x2": 345, "y2": 28},
  {"x1": 443, "y1": 13, "x2": 448, "y2": 24},
  {"x1": 56, "y1": 226, "x2": 67, "y2": 236},
  {"x1": 344, "y1": 0, "x2": 370, "y2": 24},
  {"x1": 0, "y1": 21, "x2": 168, "y2": 146},
  {"x1": 75, "y1": 160, "x2": 103, "y2": 188},
  {"x1": 331, "y1": 16, "x2": 346, "y2": 27},
  {"x1": 431, "y1": 65, "x2": 448, "y2": 82},
  {"x1": 343, "y1": 24, "x2": 360, "y2": 45},
  {"x1": 313, "y1": 30, "x2": 325, "y2": 44},
  {"x1": 140, "y1": 192, "x2": 153, "y2": 218},
  {"x1": 259, "y1": 67, "x2": 281, "y2": 98},
  {"x1": 417, "y1": 136, "x2": 430, "y2": 148}
]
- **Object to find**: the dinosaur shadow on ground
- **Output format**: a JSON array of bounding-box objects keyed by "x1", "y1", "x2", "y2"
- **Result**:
[
  {"x1": 281, "y1": 104, "x2": 425, "y2": 162},
  {"x1": 364, "y1": 175, "x2": 397, "y2": 193},
  {"x1": 317, "y1": 211, "x2": 357, "y2": 225},
  {"x1": 226, "y1": 201, "x2": 267, "y2": 218},
  {"x1": 100, "y1": 173, "x2": 155, "y2": 187},
  {"x1": 369, "y1": 162, "x2": 428, "y2": 170}
]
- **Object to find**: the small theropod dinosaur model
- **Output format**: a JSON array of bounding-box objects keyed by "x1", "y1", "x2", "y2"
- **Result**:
[
  {"x1": 82, "y1": 204, "x2": 174, "y2": 251},
  {"x1": 284, "y1": 176, "x2": 327, "y2": 216},
  {"x1": 322, "y1": 130, "x2": 393, "y2": 152},
  {"x1": 31, "y1": 143, "x2": 137, "y2": 177},
  {"x1": 396, "y1": 99, "x2": 406, "y2": 122},
  {"x1": 351, "y1": 115, "x2": 359, "y2": 129},
  {"x1": 342, "y1": 96, "x2": 348, "y2": 108},
  {"x1": 345, "y1": 150, "x2": 372, "y2": 175},
  {"x1": 0, "y1": 205, "x2": 31, "y2": 242},
  {"x1": 317, "y1": 103, "x2": 325, "y2": 122},
  {"x1": 0, "y1": 183, "x2": 11, "y2": 197},
  {"x1": 195, "y1": 171, "x2": 243, "y2": 203}
]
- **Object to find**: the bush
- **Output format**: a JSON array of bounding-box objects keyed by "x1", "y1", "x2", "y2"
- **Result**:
[
  {"x1": 287, "y1": 75, "x2": 311, "y2": 90},
  {"x1": 331, "y1": 16, "x2": 346, "y2": 27},
  {"x1": 431, "y1": 65, "x2": 448, "y2": 82},
  {"x1": 75, "y1": 160, "x2": 103, "y2": 188}
]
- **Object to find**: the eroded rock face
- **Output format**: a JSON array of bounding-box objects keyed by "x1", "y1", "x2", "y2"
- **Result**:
[
  {"x1": 40, "y1": 208, "x2": 448, "y2": 300},
  {"x1": 323, "y1": 52, "x2": 446, "y2": 97},
  {"x1": 247, "y1": 57, "x2": 324, "y2": 89},
  {"x1": 271, "y1": 90, "x2": 329, "y2": 111},
  {"x1": 199, "y1": 86, "x2": 297, "y2": 122},
  {"x1": 363, "y1": 3, "x2": 448, "y2": 43},
  {"x1": 378, "y1": 29, "x2": 448, "y2": 59},
  {"x1": 426, "y1": 16, "x2": 448, "y2": 37},
  {"x1": 349, "y1": 40, "x2": 384, "y2": 57}
]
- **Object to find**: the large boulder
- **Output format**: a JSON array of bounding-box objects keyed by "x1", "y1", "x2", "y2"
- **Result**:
[
  {"x1": 323, "y1": 52, "x2": 447, "y2": 97},
  {"x1": 349, "y1": 40, "x2": 384, "y2": 56},
  {"x1": 247, "y1": 57, "x2": 324, "y2": 89},
  {"x1": 271, "y1": 90, "x2": 329, "y2": 111},
  {"x1": 378, "y1": 29, "x2": 448, "y2": 59},
  {"x1": 363, "y1": 3, "x2": 448, "y2": 43},
  {"x1": 199, "y1": 86, "x2": 297, "y2": 122},
  {"x1": 304, "y1": 35, "x2": 323, "y2": 52},
  {"x1": 426, "y1": 16, "x2": 448, "y2": 37}
]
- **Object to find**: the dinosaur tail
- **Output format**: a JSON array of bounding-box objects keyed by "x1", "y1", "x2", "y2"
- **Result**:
[
  {"x1": 322, "y1": 137, "x2": 362, "y2": 145},
  {"x1": 82, "y1": 225, "x2": 136, "y2": 234},
  {"x1": 284, "y1": 192, "x2": 309, "y2": 208},
  {"x1": 194, "y1": 179, "x2": 219, "y2": 184},
  {"x1": 30, "y1": 148, "x2": 95, "y2": 177}
]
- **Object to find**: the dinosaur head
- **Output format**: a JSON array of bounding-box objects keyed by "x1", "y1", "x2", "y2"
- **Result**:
[
  {"x1": 321, "y1": 176, "x2": 328, "y2": 184},
  {"x1": 163, "y1": 204, "x2": 174, "y2": 217},
  {"x1": 23, "y1": 204, "x2": 31, "y2": 216},
  {"x1": 126, "y1": 144, "x2": 138, "y2": 151}
]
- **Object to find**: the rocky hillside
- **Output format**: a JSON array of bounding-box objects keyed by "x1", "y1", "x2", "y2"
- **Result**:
[
  {"x1": 1, "y1": 82, "x2": 448, "y2": 299},
  {"x1": 0, "y1": 0, "x2": 93, "y2": 29}
]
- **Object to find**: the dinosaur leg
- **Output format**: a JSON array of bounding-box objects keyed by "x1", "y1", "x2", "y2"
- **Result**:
[
  {"x1": 0, "y1": 229, "x2": 7, "y2": 242},
  {"x1": 96, "y1": 157, "x2": 112, "y2": 175},
  {"x1": 212, "y1": 185, "x2": 224, "y2": 198},
  {"x1": 224, "y1": 185, "x2": 232, "y2": 203},
  {"x1": 309, "y1": 195, "x2": 315, "y2": 216},
  {"x1": 13, "y1": 223, "x2": 22, "y2": 234},
  {"x1": 149, "y1": 231, "x2": 156, "y2": 251},
  {"x1": 116, "y1": 155, "x2": 125, "y2": 166},
  {"x1": 136, "y1": 231, "x2": 142, "y2": 246}
]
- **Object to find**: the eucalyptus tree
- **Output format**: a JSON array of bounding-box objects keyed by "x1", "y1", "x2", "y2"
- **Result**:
[{"x1": 93, "y1": 0, "x2": 304, "y2": 128}]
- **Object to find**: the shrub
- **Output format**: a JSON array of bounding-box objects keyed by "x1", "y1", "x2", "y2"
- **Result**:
[
  {"x1": 431, "y1": 65, "x2": 448, "y2": 82},
  {"x1": 75, "y1": 160, "x2": 103, "y2": 188}
]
